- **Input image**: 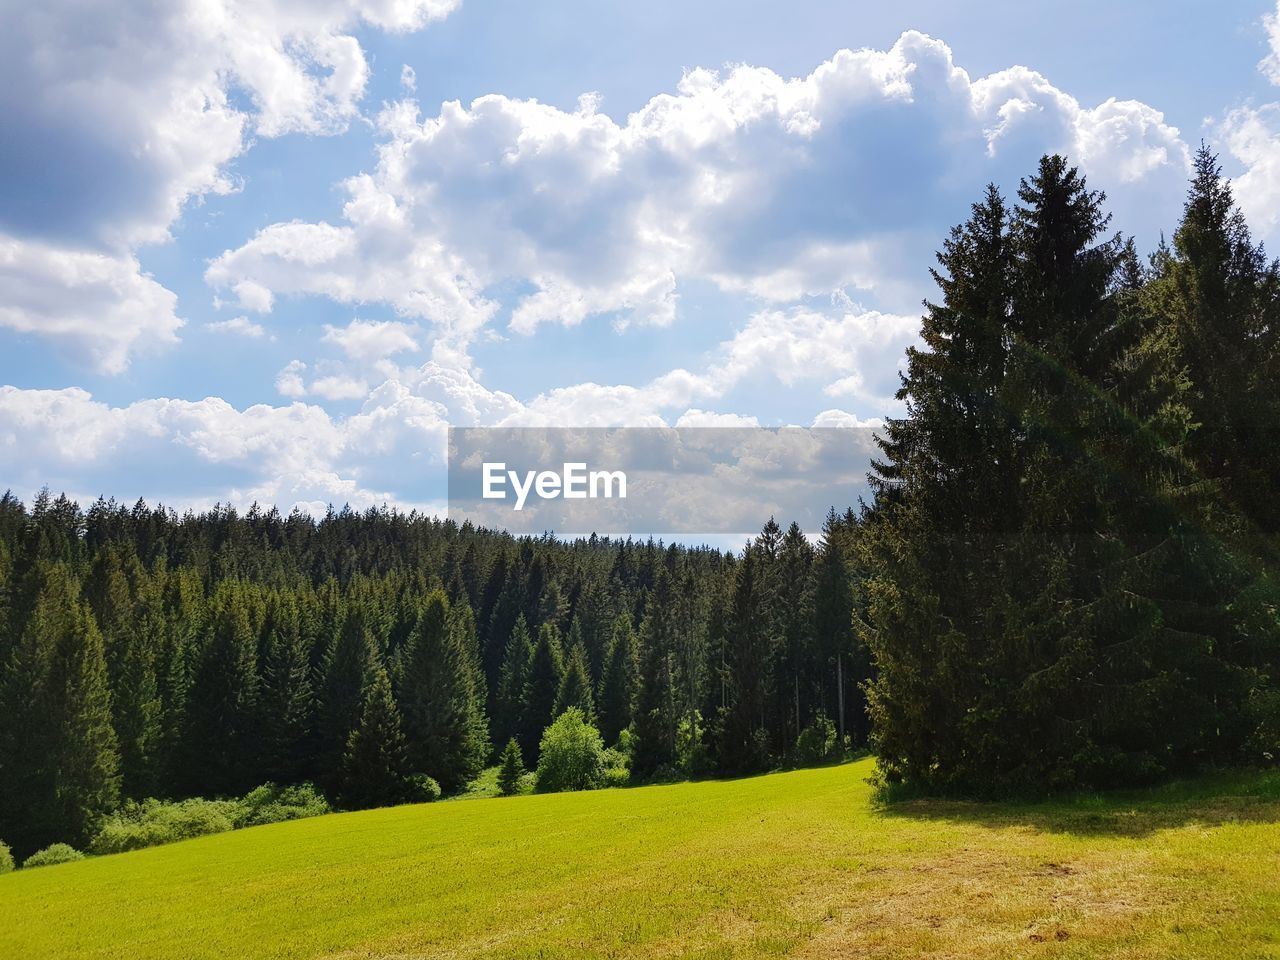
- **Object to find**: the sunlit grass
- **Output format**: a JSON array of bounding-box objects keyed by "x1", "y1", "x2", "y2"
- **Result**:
[{"x1": 3, "y1": 758, "x2": 1279, "y2": 959}]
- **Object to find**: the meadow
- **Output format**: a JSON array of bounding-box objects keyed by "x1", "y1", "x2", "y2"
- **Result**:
[{"x1": 2, "y1": 757, "x2": 1279, "y2": 959}]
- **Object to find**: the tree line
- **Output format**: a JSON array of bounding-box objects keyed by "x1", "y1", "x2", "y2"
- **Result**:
[{"x1": 0, "y1": 495, "x2": 862, "y2": 858}]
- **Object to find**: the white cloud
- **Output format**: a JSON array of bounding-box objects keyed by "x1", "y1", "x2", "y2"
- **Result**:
[
  {"x1": 0, "y1": 236, "x2": 182, "y2": 374},
  {"x1": 207, "y1": 31, "x2": 1189, "y2": 353},
  {"x1": 1221, "y1": 106, "x2": 1280, "y2": 238},
  {"x1": 205, "y1": 316, "x2": 266, "y2": 338},
  {"x1": 276, "y1": 360, "x2": 310, "y2": 398},
  {"x1": 322, "y1": 318, "x2": 420, "y2": 362},
  {"x1": 401, "y1": 64, "x2": 418, "y2": 92},
  {"x1": 0, "y1": 0, "x2": 459, "y2": 371},
  {"x1": 0, "y1": 385, "x2": 434, "y2": 513},
  {"x1": 1216, "y1": 5, "x2": 1280, "y2": 241},
  {"x1": 1263, "y1": 1, "x2": 1280, "y2": 85}
]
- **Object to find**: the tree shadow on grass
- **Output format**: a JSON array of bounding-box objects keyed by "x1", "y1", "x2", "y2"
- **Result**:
[{"x1": 872, "y1": 767, "x2": 1280, "y2": 839}]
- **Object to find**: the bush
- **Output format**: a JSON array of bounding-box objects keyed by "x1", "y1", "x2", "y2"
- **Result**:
[
  {"x1": 600, "y1": 747, "x2": 631, "y2": 788},
  {"x1": 407, "y1": 774, "x2": 441, "y2": 803},
  {"x1": 23, "y1": 843, "x2": 85, "y2": 869},
  {"x1": 0, "y1": 840, "x2": 13, "y2": 875},
  {"x1": 535, "y1": 708, "x2": 605, "y2": 793},
  {"x1": 237, "y1": 783, "x2": 330, "y2": 827},
  {"x1": 90, "y1": 798, "x2": 239, "y2": 854},
  {"x1": 795, "y1": 715, "x2": 840, "y2": 766}
]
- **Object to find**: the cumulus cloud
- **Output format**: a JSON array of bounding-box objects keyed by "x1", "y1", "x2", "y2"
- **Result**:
[
  {"x1": 1220, "y1": 105, "x2": 1280, "y2": 238},
  {"x1": 322, "y1": 318, "x2": 421, "y2": 363},
  {"x1": 207, "y1": 31, "x2": 1189, "y2": 354},
  {"x1": 0, "y1": 385, "x2": 436, "y2": 513},
  {"x1": 0, "y1": 0, "x2": 459, "y2": 371},
  {"x1": 1263, "y1": 1, "x2": 1280, "y2": 85},
  {"x1": 0, "y1": 237, "x2": 183, "y2": 374},
  {"x1": 205, "y1": 316, "x2": 267, "y2": 338}
]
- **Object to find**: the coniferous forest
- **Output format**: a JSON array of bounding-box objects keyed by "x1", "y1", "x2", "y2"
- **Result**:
[{"x1": 1, "y1": 148, "x2": 1278, "y2": 862}]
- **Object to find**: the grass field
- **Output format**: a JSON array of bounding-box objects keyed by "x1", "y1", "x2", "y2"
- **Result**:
[{"x1": 3, "y1": 758, "x2": 1280, "y2": 959}]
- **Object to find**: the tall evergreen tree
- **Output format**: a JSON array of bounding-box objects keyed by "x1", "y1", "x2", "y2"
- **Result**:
[
  {"x1": 519, "y1": 622, "x2": 564, "y2": 761},
  {"x1": 596, "y1": 613, "x2": 636, "y2": 744},
  {"x1": 399, "y1": 590, "x2": 488, "y2": 792},
  {"x1": 340, "y1": 664, "x2": 410, "y2": 810},
  {"x1": 554, "y1": 638, "x2": 595, "y2": 720},
  {"x1": 180, "y1": 583, "x2": 259, "y2": 795},
  {"x1": 494, "y1": 615, "x2": 532, "y2": 752}
]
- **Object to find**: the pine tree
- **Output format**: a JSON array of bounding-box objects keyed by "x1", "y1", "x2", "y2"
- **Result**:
[
  {"x1": 0, "y1": 564, "x2": 120, "y2": 854},
  {"x1": 399, "y1": 590, "x2": 488, "y2": 792},
  {"x1": 318, "y1": 611, "x2": 375, "y2": 788},
  {"x1": 340, "y1": 664, "x2": 410, "y2": 810},
  {"x1": 496, "y1": 737, "x2": 526, "y2": 796},
  {"x1": 555, "y1": 639, "x2": 595, "y2": 720},
  {"x1": 519, "y1": 623, "x2": 564, "y2": 761},
  {"x1": 258, "y1": 595, "x2": 316, "y2": 784},
  {"x1": 494, "y1": 615, "x2": 532, "y2": 751},
  {"x1": 716, "y1": 548, "x2": 772, "y2": 773},
  {"x1": 1153, "y1": 146, "x2": 1280, "y2": 537},
  {"x1": 596, "y1": 613, "x2": 635, "y2": 744},
  {"x1": 631, "y1": 571, "x2": 679, "y2": 777},
  {"x1": 180, "y1": 583, "x2": 259, "y2": 795},
  {"x1": 45, "y1": 599, "x2": 121, "y2": 847}
]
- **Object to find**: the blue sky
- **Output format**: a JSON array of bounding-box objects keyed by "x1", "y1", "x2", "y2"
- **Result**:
[{"x1": 2, "y1": 0, "x2": 1280, "y2": 516}]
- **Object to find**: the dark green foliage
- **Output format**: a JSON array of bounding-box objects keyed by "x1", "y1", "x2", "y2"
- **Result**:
[
  {"x1": 318, "y1": 612, "x2": 375, "y2": 789},
  {"x1": 494, "y1": 615, "x2": 532, "y2": 751},
  {"x1": 554, "y1": 639, "x2": 595, "y2": 720},
  {"x1": 340, "y1": 665, "x2": 411, "y2": 810},
  {"x1": 863, "y1": 154, "x2": 1279, "y2": 794},
  {"x1": 519, "y1": 623, "x2": 564, "y2": 762},
  {"x1": 179, "y1": 584, "x2": 259, "y2": 796},
  {"x1": 631, "y1": 572, "x2": 679, "y2": 778},
  {"x1": 535, "y1": 708, "x2": 605, "y2": 793},
  {"x1": 398, "y1": 591, "x2": 489, "y2": 792},
  {"x1": 497, "y1": 737, "x2": 526, "y2": 796},
  {"x1": 596, "y1": 614, "x2": 635, "y2": 744}
]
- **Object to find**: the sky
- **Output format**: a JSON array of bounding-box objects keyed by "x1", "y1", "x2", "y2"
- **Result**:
[{"x1": 2, "y1": 0, "x2": 1280, "y2": 518}]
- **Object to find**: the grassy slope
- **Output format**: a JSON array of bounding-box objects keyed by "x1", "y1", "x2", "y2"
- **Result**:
[{"x1": 2, "y1": 759, "x2": 1280, "y2": 960}]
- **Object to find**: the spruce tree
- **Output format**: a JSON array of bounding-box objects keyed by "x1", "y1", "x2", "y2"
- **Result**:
[
  {"x1": 494, "y1": 615, "x2": 532, "y2": 751},
  {"x1": 496, "y1": 737, "x2": 526, "y2": 796},
  {"x1": 180, "y1": 583, "x2": 259, "y2": 795},
  {"x1": 519, "y1": 623, "x2": 564, "y2": 761},
  {"x1": 631, "y1": 571, "x2": 679, "y2": 777},
  {"x1": 399, "y1": 590, "x2": 488, "y2": 792},
  {"x1": 596, "y1": 613, "x2": 636, "y2": 744},
  {"x1": 554, "y1": 639, "x2": 595, "y2": 720},
  {"x1": 318, "y1": 611, "x2": 375, "y2": 789},
  {"x1": 340, "y1": 664, "x2": 410, "y2": 810},
  {"x1": 45, "y1": 599, "x2": 121, "y2": 847}
]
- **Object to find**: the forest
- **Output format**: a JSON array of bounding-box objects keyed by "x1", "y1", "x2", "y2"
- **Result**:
[{"x1": 0, "y1": 147, "x2": 1277, "y2": 863}]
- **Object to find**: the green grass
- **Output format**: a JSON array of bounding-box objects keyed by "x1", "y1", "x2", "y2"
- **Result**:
[{"x1": 3, "y1": 758, "x2": 1280, "y2": 959}]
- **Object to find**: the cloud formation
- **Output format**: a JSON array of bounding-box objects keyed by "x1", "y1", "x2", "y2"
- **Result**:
[
  {"x1": 208, "y1": 31, "x2": 1189, "y2": 360},
  {"x1": 0, "y1": 0, "x2": 459, "y2": 372}
]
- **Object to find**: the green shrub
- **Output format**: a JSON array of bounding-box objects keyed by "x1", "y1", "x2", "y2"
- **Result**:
[
  {"x1": 23, "y1": 843, "x2": 85, "y2": 869},
  {"x1": 600, "y1": 746, "x2": 631, "y2": 788},
  {"x1": 535, "y1": 708, "x2": 605, "y2": 793},
  {"x1": 90, "y1": 797, "x2": 240, "y2": 854},
  {"x1": 795, "y1": 715, "x2": 840, "y2": 766},
  {"x1": 0, "y1": 840, "x2": 13, "y2": 875},
  {"x1": 237, "y1": 783, "x2": 330, "y2": 827},
  {"x1": 407, "y1": 774, "x2": 441, "y2": 803}
]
